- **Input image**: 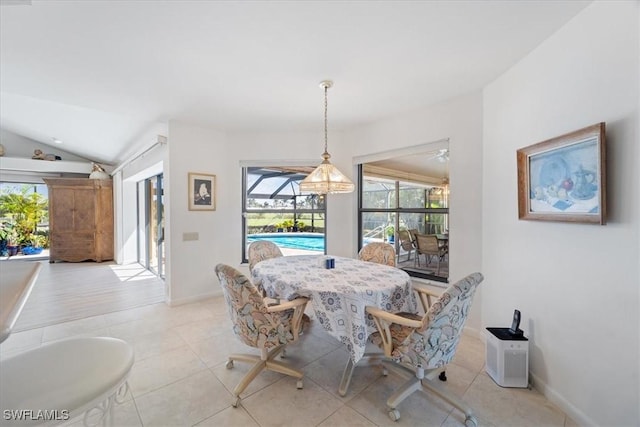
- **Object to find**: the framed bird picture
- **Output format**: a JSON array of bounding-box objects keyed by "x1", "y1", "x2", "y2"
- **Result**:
[{"x1": 188, "y1": 172, "x2": 216, "y2": 211}]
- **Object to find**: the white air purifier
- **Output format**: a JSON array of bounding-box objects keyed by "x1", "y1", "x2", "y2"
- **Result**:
[{"x1": 485, "y1": 327, "x2": 529, "y2": 388}]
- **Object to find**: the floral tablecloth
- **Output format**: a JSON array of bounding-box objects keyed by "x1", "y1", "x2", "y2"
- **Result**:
[{"x1": 251, "y1": 255, "x2": 416, "y2": 362}]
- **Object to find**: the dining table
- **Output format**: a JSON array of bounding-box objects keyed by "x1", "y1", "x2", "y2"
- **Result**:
[{"x1": 251, "y1": 254, "x2": 417, "y2": 395}]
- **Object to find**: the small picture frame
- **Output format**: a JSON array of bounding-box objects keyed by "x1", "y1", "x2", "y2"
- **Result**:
[
  {"x1": 517, "y1": 122, "x2": 606, "y2": 224},
  {"x1": 188, "y1": 172, "x2": 216, "y2": 211}
]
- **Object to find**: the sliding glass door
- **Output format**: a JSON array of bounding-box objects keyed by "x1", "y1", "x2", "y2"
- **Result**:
[{"x1": 138, "y1": 174, "x2": 164, "y2": 278}]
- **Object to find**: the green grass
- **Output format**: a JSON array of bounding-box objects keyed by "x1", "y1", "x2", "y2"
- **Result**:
[{"x1": 246, "y1": 213, "x2": 325, "y2": 228}]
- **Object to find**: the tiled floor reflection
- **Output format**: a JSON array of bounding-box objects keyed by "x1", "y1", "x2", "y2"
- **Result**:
[{"x1": 1, "y1": 297, "x2": 573, "y2": 426}]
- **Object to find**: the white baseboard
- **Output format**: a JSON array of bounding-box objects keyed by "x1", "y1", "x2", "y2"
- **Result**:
[
  {"x1": 528, "y1": 371, "x2": 595, "y2": 427},
  {"x1": 465, "y1": 327, "x2": 595, "y2": 426}
]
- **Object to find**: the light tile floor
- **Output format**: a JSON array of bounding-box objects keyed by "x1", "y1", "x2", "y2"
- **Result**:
[{"x1": 1, "y1": 298, "x2": 575, "y2": 427}]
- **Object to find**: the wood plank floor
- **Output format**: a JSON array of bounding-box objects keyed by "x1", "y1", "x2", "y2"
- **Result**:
[{"x1": 6, "y1": 260, "x2": 165, "y2": 332}]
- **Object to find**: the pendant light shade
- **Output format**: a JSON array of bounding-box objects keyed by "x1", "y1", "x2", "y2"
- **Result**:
[
  {"x1": 299, "y1": 154, "x2": 355, "y2": 194},
  {"x1": 299, "y1": 81, "x2": 354, "y2": 194}
]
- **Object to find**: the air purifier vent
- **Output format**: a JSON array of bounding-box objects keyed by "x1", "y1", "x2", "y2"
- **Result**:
[{"x1": 505, "y1": 350, "x2": 528, "y2": 380}]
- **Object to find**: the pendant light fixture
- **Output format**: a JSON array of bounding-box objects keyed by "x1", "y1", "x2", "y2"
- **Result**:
[{"x1": 299, "y1": 80, "x2": 354, "y2": 194}]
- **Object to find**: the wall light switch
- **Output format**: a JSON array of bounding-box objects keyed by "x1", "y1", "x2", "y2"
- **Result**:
[{"x1": 183, "y1": 232, "x2": 199, "y2": 241}]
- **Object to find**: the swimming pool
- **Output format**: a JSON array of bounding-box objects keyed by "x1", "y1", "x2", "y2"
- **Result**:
[{"x1": 247, "y1": 233, "x2": 325, "y2": 252}]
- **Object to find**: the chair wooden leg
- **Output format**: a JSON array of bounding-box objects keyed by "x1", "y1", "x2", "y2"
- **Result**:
[
  {"x1": 381, "y1": 360, "x2": 415, "y2": 380},
  {"x1": 229, "y1": 355, "x2": 266, "y2": 397},
  {"x1": 380, "y1": 361, "x2": 472, "y2": 423},
  {"x1": 266, "y1": 360, "x2": 303, "y2": 379},
  {"x1": 228, "y1": 354, "x2": 262, "y2": 365},
  {"x1": 421, "y1": 376, "x2": 476, "y2": 424},
  {"x1": 386, "y1": 376, "x2": 422, "y2": 410},
  {"x1": 227, "y1": 344, "x2": 303, "y2": 402}
]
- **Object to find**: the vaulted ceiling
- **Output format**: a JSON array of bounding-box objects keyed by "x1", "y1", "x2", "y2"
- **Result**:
[{"x1": 0, "y1": 0, "x2": 590, "y2": 165}]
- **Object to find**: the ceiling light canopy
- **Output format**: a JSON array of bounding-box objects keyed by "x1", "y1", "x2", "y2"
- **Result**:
[{"x1": 299, "y1": 81, "x2": 354, "y2": 195}]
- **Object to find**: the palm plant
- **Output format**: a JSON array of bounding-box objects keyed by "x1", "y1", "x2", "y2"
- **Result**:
[{"x1": 0, "y1": 185, "x2": 48, "y2": 247}]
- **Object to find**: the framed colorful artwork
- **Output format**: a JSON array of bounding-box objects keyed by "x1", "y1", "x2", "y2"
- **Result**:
[{"x1": 517, "y1": 122, "x2": 606, "y2": 224}]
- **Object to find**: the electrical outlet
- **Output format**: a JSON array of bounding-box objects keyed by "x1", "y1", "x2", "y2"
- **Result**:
[{"x1": 183, "y1": 232, "x2": 199, "y2": 241}]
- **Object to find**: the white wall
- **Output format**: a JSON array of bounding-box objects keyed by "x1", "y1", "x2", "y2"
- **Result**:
[
  {"x1": 0, "y1": 128, "x2": 90, "y2": 162},
  {"x1": 345, "y1": 91, "x2": 484, "y2": 333},
  {"x1": 165, "y1": 122, "x2": 329, "y2": 304},
  {"x1": 482, "y1": 2, "x2": 639, "y2": 426},
  {"x1": 165, "y1": 121, "x2": 229, "y2": 304}
]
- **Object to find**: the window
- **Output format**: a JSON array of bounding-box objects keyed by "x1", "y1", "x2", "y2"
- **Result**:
[
  {"x1": 357, "y1": 147, "x2": 449, "y2": 282},
  {"x1": 241, "y1": 166, "x2": 327, "y2": 263},
  {"x1": 0, "y1": 182, "x2": 49, "y2": 257}
]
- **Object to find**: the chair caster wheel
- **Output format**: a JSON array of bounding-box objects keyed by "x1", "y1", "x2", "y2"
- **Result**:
[
  {"x1": 464, "y1": 415, "x2": 478, "y2": 427},
  {"x1": 388, "y1": 409, "x2": 400, "y2": 421},
  {"x1": 225, "y1": 360, "x2": 234, "y2": 369},
  {"x1": 232, "y1": 396, "x2": 240, "y2": 408},
  {"x1": 296, "y1": 379, "x2": 303, "y2": 389},
  {"x1": 439, "y1": 371, "x2": 447, "y2": 381}
]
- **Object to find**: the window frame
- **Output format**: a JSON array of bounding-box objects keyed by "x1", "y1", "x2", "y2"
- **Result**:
[
  {"x1": 241, "y1": 166, "x2": 328, "y2": 264},
  {"x1": 357, "y1": 164, "x2": 449, "y2": 283}
]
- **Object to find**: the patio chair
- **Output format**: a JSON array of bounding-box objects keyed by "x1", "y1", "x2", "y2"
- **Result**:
[
  {"x1": 215, "y1": 264, "x2": 308, "y2": 408},
  {"x1": 397, "y1": 229, "x2": 415, "y2": 263},
  {"x1": 366, "y1": 272, "x2": 484, "y2": 424},
  {"x1": 358, "y1": 242, "x2": 396, "y2": 267},
  {"x1": 414, "y1": 233, "x2": 447, "y2": 274}
]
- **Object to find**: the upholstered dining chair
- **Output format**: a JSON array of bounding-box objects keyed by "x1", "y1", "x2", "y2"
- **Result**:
[
  {"x1": 358, "y1": 242, "x2": 396, "y2": 267},
  {"x1": 247, "y1": 240, "x2": 283, "y2": 272},
  {"x1": 366, "y1": 272, "x2": 484, "y2": 425},
  {"x1": 248, "y1": 240, "x2": 312, "y2": 329},
  {"x1": 414, "y1": 233, "x2": 447, "y2": 274},
  {"x1": 248, "y1": 240, "x2": 283, "y2": 299},
  {"x1": 215, "y1": 264, "x2": 308, "y2": 407}
]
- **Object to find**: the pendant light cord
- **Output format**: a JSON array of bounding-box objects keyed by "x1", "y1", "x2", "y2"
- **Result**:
[
  {"x1": 323, "y1": 84, "x2": 329, "y2": 156},
  {"x1": 299, "y1": 80, "x2": 354, "y2": 194}
]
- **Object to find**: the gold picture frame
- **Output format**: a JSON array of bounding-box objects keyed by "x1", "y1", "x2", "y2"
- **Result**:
[
  {"x1": 188, "y1": 172, "x2": 216, "y2": 211},
  {"x1": 517, "y1": 122, "x2": 606, "y2": 224}
]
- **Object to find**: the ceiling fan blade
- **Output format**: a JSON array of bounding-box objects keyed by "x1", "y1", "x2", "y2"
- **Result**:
[{"x1": 425, "y1": 148, "x2": 449, "y2": 162}]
